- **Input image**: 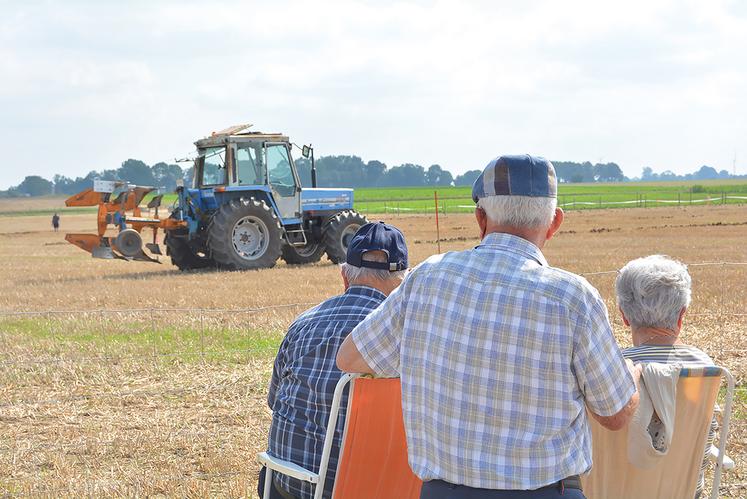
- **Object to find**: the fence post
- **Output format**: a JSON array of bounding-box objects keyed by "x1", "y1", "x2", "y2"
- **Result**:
[
  {"x1": 678, "y1": 193, "x2": 681, "y2": 206},
  {"x1": 200, "y1": 310, "x2": 205, "y2": 364},
  {"x1": 434, "y1": 191, "x2": 441, "y2": 254},
  {"x1": 150, "y1": 308, "x2": 157, "y2": 363}
]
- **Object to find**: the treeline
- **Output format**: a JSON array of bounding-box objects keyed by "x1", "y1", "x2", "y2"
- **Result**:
[
  {"x1": 1, "y1": 160, "x2": 191, "y2": 197},
  {"x1": 1, "y1": 156, "x2": 744, "y2": 198}
]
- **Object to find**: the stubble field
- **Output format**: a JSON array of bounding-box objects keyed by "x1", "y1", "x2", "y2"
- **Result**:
[{"x1": 0, "y1": 201, "x2": 746, "y2": 496}]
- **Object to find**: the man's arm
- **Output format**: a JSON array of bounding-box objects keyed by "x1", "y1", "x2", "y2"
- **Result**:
[
  {"x1": 589, "y1": 361, "x2": 641, "y2": 431},
  {"x1": 336, "y1": 335, "x2": 375, "y2": 374}
]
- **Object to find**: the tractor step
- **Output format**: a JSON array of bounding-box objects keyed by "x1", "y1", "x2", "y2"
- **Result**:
[{"x1": 284, "y1": 228, "x2": 308, "y2": 247}]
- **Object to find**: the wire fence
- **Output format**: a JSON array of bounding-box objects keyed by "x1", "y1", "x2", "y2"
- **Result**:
[{"x1": 357, "y1": 191, "x2": 747, "y2": 214}]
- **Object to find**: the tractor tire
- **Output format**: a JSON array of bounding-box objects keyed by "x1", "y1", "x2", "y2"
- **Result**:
[
  {"x1": 207, "y1": 197, "x2": 282, "y2": 270},
  {"x1": 164, "y1": 230, "x2": 214, "y2": 271},
  {"x1": 281, "y1": 242, "x2": 326, "y2": 265},
  {"x1": 323, "y1": 210, "x2": 368, "y2": 264}
]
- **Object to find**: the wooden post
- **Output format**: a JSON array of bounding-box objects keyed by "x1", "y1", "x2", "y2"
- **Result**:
[{"x1": 434, "y1": 191, "x2": 441, "y2": 254}]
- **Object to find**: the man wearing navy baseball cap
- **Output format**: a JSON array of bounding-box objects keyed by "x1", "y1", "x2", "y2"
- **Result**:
[
  {"x1": 339, "y1": 155, "x2": 641, "y2": 498},
  {"x1": 261, "y1": 221, "x2": 408, "y2": 499}
]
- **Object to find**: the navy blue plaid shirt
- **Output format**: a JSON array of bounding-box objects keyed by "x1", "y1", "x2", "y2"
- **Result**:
[{"x1": 266, "y1": 285, "x2": 387, "y2": 499}]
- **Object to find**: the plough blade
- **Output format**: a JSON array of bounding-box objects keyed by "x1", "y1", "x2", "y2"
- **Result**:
[
  {"x1": 147, "y1": 194, "x2": 163, "y2": 209},
  {"x1": 145, "y1": 242, "x2": 163, "y2": 255},
  {"x1": 65, "y1": 233, "x2": 127, "y2": 260},
  {"x1": 65, "y1": 188, "x2": 106, "y2": 207}
]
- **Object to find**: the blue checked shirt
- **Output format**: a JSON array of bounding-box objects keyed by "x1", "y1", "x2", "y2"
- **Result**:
[
  {"x1": 351, "y1": 233, "x2": 635, "y2": 490},
  {"x1": 267, "y1": 285, "x2": 386, "y2": 499}
]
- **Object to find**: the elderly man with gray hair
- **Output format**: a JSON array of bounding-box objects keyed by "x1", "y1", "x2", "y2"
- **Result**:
[
  {"x1": 616, "y1": 254, "x2": 716, "y2": 498},
  {"x1": 261, "y1": 222, "x2": 408, "y2": 499},
  {"x1": 338, "y1": 155, "x2": 641, "y2": 498}
]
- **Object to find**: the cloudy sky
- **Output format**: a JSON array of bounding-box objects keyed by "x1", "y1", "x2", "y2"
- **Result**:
[{"x1": 1, "y1": 0, "x2": 746, "y2": 188}]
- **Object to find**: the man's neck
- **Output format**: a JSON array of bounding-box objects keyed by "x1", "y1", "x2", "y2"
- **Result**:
[
  {"x1": 347, "y1": 278, "x2": 397, "y2": 297},
  {"x1": 483, "y1": 226, "x2": 546, "y2": 249},
  {"x1": 632, "y1": 326, "x2": 682, "y2": 346}
]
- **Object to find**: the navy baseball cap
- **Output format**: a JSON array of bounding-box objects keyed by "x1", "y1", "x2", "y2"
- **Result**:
[
  {"x1": 472, "y1": 155, "x2": 557, "y2": 203},
  {"x1": 346, "y1": 222, "x2": 408, "y2": 271}
]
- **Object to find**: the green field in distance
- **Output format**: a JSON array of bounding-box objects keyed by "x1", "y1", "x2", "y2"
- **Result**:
[{"x1": 3, "y1": 179, "x2": 746, "y2": 217}]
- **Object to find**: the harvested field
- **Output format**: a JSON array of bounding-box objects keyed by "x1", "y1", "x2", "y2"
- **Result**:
[{"x1": 1, "y1": 204, "x2": 746, "y2": 496}]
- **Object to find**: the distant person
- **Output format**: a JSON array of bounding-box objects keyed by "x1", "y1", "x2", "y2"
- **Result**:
[
  {"x1": 51, "y1": 212, "x2": 60, "y2": 232},
  {"x1": 338, "y1": 155, "x2": 641, "y2": 498},
  {"x1": 616, "y1": 254, "x2": 716, "y2": 499},
  {"x1": 260, "y1": 221, "x2": 409, "y2": 499}
]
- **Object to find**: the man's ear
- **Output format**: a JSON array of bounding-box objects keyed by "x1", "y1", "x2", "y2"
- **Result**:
[
  {"x1": 620, "y1": 307, "x2": 630, "y2": 326},
  {"x1": 475, "y1": 207, "x2": 487, "y2": 239},
  {"x1": 341, "y1": 267, "x2": 350, "y2": 291},
  {"x1": 677, "y1": 306, "x2": 687, "y2": 330},
  {"x1": 545, "y1": 207, "x2": 564, "y2": 241}
]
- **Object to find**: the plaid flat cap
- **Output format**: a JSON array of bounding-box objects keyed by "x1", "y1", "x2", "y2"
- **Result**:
[{"x1": 472, "y1": 155, "x2": 557, "y2": 202}]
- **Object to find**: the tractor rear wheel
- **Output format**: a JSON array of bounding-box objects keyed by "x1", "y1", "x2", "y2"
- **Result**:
[
  {"x1": 323, "y1": 210, "x2": 368, "y2": 264},
  {"x1": 164, "y1": 230, "x2": 214, "y2": 271},
  {"x1": 281, "y1": 242, "x2": 326, "y2": 265},
  {"x1": 207, "y1": 197, "x2": 282, "y2": 270}
]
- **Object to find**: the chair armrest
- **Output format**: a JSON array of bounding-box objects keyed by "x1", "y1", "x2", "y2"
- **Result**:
[
  {"x1": 708, "y1": 445, "x2": 735, "y2": 470},
  {"x1": 257, "y1": 452, "x2": 320, "y2": 483}
]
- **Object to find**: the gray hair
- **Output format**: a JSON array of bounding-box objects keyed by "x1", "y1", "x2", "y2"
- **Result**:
[
  {"x1": 477, "y1": 195, "x2": 557, "y2": 229},
  {"x1": 340, "y1": 251, "x2": 407, "y2": 283},
  {"x1": 615, "y1": 255, "x2": 692, "y2": 331}
]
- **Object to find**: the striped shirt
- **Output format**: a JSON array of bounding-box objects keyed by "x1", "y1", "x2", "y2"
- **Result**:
[
  {"x1": 267, "y1": 285, "x2": 386, "y2": 499},
  {"x1": 351, "y1": 232, "x2": 636, "y2": 490},
  {"x1": 622, "y1": 344, "x2": 716, "y2": 499}
]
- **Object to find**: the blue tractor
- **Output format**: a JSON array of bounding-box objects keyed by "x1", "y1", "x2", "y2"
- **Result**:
[{"x1": 165, "y1": 124, "x2": 368, "y2": 270}]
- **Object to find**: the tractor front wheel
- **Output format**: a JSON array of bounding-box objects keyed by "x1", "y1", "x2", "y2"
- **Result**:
[
  {"x1": 164, "y1": 230, "x2": 214, "y2": 271},
  {"x1": 323, "y1": 210, "x2": 368, "y2": 264},
  {"x1": 281, "y1": 242, "x2": 326, "y2": 265},
  {"x1": 207, "y1": 197, "x2": 282, "y2": 270}
]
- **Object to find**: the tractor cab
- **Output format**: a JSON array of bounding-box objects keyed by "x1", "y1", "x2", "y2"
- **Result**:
[{"x1": 191, "y1": 125, "x2": 302, "y2": 223}]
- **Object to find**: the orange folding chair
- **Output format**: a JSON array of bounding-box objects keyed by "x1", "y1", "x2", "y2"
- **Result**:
[
  {"x1": 257, "y1": 374, "x2": 423, "y2": 499},
  {"x1": 581, "y1": 365, "x2": 736, "y2": 499}
]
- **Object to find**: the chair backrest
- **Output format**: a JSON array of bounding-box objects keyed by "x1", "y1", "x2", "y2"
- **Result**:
[
  {"x1": 331, "y1": 377, "x2": 422, "y2": 499},
  {"x1": 581, "y1": 366, "x2": 723, "y2": 499}
]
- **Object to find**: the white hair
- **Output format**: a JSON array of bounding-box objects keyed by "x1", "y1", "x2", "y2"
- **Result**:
[
  {"x1": 340, "y1": 251, "x2": 407, "y2": 283},
  {"x1": 477, "y1": 195, "x2": 557, "y2": 229},
  {"x1": 615, "y1": 255, "x2": 692, "y2": 331}
]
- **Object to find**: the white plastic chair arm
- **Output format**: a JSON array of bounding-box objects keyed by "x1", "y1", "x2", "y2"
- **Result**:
[
  {"x1": 707, "y1": 445, "x2": 735, "y2": 470},
  {"x1": 257, "y1": 451, "x2": 320, "y2": 483}
]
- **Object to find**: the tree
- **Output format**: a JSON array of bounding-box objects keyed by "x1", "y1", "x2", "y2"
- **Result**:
[
  {"x1": 380, "y1": 163, "x2": 425, "y2": 187},
  {"x1": 152, "y1": 162, "x2": 184, "y2": 191},
  {"x1": 426, "y1": 165, "x2": 453, "y2": 186},
  {"x1": 16, "y1": 176, "x2": 53, "y2": 196},
  {"x1": 593, "y1": 163, "x2": 625, "y2": 182},
  {"x1": 364, "y1": 160, "x2": 387, "y2": 186},
  {"x1": 118, "y1": 159, "x2": 154, "y2": 185},
  {"x1": 454, "y1": 170, "x2": 481, "y2": 186}
]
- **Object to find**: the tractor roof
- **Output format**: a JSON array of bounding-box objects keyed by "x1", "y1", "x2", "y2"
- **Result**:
[{"x1": 194, "y1": 123, "x2": 289, "y2": 148}]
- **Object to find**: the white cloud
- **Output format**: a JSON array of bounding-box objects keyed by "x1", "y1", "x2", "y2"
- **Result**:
[{"x1": 1, "y1": 0, "x2": 746, "y2": 188}]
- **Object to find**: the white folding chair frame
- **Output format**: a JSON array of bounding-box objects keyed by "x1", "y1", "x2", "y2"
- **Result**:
[
  {"x1": 258, "y1": 373, "x2": 361, "y2": 499},
  {"x1": 705, "y1": 366, "x2": 735, "y2": 499}
]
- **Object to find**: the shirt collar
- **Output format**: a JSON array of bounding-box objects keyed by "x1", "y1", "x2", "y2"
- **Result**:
[
  {"x1": 345, "y1": 285, "x2": 387, "y2": 302},
  {"x1": 476, "y1": 232, "x2": 548, "y2": 266}
]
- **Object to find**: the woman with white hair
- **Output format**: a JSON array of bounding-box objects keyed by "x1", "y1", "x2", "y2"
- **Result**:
[{"x1": 616, "y1": 254, "x2": 715, "y2": 498}]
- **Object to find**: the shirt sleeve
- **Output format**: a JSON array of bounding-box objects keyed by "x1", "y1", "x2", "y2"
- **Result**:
[
  {"x1": 573, "y1": 290, "x2": 636, "y2": 417},
  {"x1": 267, "y1": 335, "x2": 288, "y2": 410},
  {"x1": 349, "y1": 273, "x2": 411, "y2": 377}
]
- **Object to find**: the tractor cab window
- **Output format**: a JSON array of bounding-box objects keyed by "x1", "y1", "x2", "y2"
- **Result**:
[
  {"x1": 199, "y1": 147, "x2": 227, "y2": 186},
  {"x1": 266, "y1": 144, "x2": 296, "y2": 197},
  {"x1": 236, "y1": 144, "x2": 264, "y2": 186}
]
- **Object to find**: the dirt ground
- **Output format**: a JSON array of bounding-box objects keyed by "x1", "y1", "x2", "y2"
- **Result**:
[{"x1": 0, "y1": 204, "x2": 746, "y2": 496}]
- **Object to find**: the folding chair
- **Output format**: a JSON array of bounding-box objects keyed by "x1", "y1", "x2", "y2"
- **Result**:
[
  {"x1": 581, "y1": 366, "x2": 736, "y2": 499},
  {"x1": 257, "y1": 374, "x2": 423, "y2": 499}
]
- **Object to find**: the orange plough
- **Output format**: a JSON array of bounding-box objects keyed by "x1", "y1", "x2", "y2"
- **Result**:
[{"x1": 65, "y1": 180, "x2": 186, "y2": 262}]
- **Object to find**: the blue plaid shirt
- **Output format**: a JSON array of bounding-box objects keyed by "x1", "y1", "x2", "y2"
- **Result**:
[
  {"x1": 351, "y1": 233, "x2": 635, "y2": 490},
  {"x1": 267, "y1": 285, "x2": 386, "y2": 499}
]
